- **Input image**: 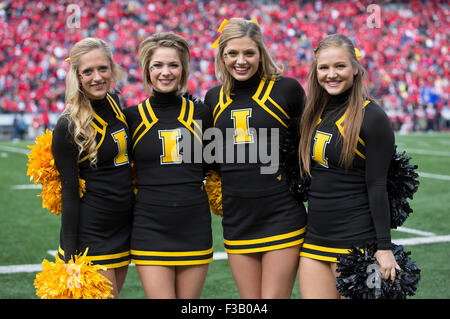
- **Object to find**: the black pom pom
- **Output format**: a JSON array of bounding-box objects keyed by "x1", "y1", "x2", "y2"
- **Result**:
[
  {"x1": 335, "y1": 242, "x2": 421, "y2": 299},
  {"x1": 387, "y1": 145, "x2": 420, "y2": 228},
  {"x1": 280, "y1": 117, "x2": 310, "y2": 203},
  {"x1": 385, "y1": 244, "x2": 421, "y2": 298}
]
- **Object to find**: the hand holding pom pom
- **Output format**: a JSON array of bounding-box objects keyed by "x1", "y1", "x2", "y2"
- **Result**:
[
  {"x1": 34, "y1": 248, "x2": 113, "y2": 299},
  {"x1": 26, "y1": 129, "x2": 86, "y2": 216},
  {"x1": 336, "y1": 243, "x2": 421, "y2": 299}
]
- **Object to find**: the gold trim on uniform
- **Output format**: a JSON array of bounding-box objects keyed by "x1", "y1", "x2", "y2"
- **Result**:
[
  {"x1": 252, "y1": 76, "x2": 290, "y2": 128},
  {"x1": 314, "y1": 99, "x2": 371, "y2": 161},
  {"x1": 131, "y1": 247, "x2": 213, "y2": 266},
  {"x1": 133, "y1": 99, "x2": 159, "y2": 151},
  {"x1": 106, "y1": 93, "x2": 128, "y2": 128},
  {"x1": 224, "y1": 227, "x2": 306, "y2": 254},
  {"x1": 213, "y1": 88, "x2": 233, "y2": 125},
  {"x1": 132, "y1": 259, "x2": 213, "y2": 266},
  {"x1": 213, "y1": 76, "x2": 291, "y2": 128},
  {"x1": 178, "y1": 97, "x2": 203, "y2": 146},
  {"x1": 300, "y1": 243, "x2": 364, "y2": 263},
  {"x1": 132, "y1": 97, "x2": 203, "y2": 151},
  {"x1": 58, "y1": 246, "x2": 131, "y2": 269},
  {"x1": 78, "y1": 94, "x2": 128, "y2": 164},
  {"x1": 78, "y1": 113, "x2": 107, "y2": 164}
]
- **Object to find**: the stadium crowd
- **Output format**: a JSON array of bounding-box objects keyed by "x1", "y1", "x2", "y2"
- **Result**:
[{"x1": 1, "y1": 0, "x2": 448, "y2": 132}]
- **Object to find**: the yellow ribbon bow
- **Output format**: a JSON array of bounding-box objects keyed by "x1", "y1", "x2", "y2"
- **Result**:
[
  {"x1": 354, "y1": 48, "x2": 362, "y2": 60},
  {"x1": 211, "y1": 18, "x2": 259, "y2": 49}
]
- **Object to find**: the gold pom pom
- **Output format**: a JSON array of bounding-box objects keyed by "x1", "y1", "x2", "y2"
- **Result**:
[
  {"x1": 26, "y1": 129, "x2": 86, "y2": 216},
  {"x1": 34, "y1": 248, "x2": 113, "y2": 299},
  {"x1": 204, "y1": 170, "x2": 223, "y2": 217}
]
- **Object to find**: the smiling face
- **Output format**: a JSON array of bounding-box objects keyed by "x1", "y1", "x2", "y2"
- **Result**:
[
  {"x1": 148, "y1": 47, "x2": 182, "y2": 93},
  {"x1": 78, "y1": 48, "x2": 112, "y2": 100},
  {"x1": 223, "y1": 36, "x2": 261, "y2": 82},
  {"x1": 316, "y1": 46, "x2": 358, "y2": 95}
]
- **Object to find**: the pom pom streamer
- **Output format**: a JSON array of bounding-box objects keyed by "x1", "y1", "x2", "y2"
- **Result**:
[
  {"x1": 204, "y1": 170, "x2": 223, "y2": 217},
  {"x1": 26, "y1": 129, "x2": 86, "y2": 216},
  {"x1": 387, "y1": 145, "x2": 420, "y2": 228},
  {"x1": 336, "y1": 242, "x2": 421, "y2": 299},
  {"x1": 34, "y1": 248, "x2": 113, "y2": 299}
]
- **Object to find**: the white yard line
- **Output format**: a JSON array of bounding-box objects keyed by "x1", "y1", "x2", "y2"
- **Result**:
[
  {"x1": 417, "y1": 171, "x2": 450, "y2": 181},
  {"x1": 0, "y1": 145, "x2": 29, "y2": 154},
  {"x1": 1, "y1": 235, "x2": 448, "y2": 274},
  {"x1": 0, "y1": 264, "x2": 43, "y2": 274},
  {"x1": 213, "y1": 252, "x2": 228, "y2": 260},
  {"x1": 405, "y1": 148, "x2": 450, "y2": 157},
  {"x1": 393, "y1": 235, "x2": 450, "y2": 246},
  {"x1": 11, "y1": 184, "x2": 40, "y2": 189},
  {"x1": 394, "y1": 226, "x2": 435, "y2": 237}
]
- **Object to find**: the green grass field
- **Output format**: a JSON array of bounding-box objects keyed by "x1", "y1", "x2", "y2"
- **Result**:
[{"x1": 0, "y1": 132, "x2": 449, "y2": 299}]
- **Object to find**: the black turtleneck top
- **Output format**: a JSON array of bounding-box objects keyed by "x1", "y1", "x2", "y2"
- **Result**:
[
  {"x1": 123, "y1": 90, "x2": 212, "y2": 206},
  {"x1": 52, "y1": 93, "x2": 134, "y2": 260},
  {"x1": 307, "y1": 89, "x2": 394, "y2": 250},
  {"x1": 204, "y1": 74, "x2": 306, "y2": 197}
]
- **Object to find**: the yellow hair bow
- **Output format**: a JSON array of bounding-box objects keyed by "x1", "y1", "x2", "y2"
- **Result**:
[
  {"x1": 354, "y1": 48, "x2": 362, "y2": 60},
  {"x1": 65, "y1": 57, "x2": 71, "y2": 63},
  {"x1": 211, "y1": 19, "x2": 259, "y2": 49}
]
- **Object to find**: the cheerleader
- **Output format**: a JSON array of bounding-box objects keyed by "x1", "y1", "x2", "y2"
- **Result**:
[
  {"x1": 52, "y1": 38, "x2": 134, "y2": 298},
  {"x1": 124, "y1": 33, "x2": 212, "y2": 299},
  {"x1": 204, "y1": 18, "x2": 307, "y2": 298},
  {"x1": 298, "y1": 34, "x2": 400, "y2": 298}
]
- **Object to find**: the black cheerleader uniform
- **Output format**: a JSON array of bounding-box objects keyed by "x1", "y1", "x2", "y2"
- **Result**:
[
  {"x1": 204, "y1": 74, "x2": 307, "y2": 254},
  {"x1": 124, "y1": 91, "x2": 213, "y2": 266},
  {"x1": 300, "y1": 89, "x2": 394, "y2": 262},
  {"x1": 52, "y1": 93, "x2": 134, "y2": 268}
]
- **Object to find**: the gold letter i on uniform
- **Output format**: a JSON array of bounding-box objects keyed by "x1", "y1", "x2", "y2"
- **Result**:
[
  {"x1": 111, "y1": 129, "x2": 130, "y2": 166},
  {"x1": 231, "y1": 108, "x2": 253, "y2": 144},
  {"x1": 312, "y1": 130, "x2": 332, "y2": 168},
  {"x1": 159, "y1": 129, "x2": 183, "y2": 164}
]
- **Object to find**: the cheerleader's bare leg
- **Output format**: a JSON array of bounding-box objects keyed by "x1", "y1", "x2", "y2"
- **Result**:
[
  {"x1": 298, "y1": 256, "x2": 340, "y2": 299},
  {"x1": 228, "y1": 253, "x2": 262, "y2": 298},
  {"x1": 137, "y1": 265, "x2": 176, "y2": 299},
  {"x1": 99, "y1": 265, "x2": 129, "y2": 299},
  {"x1": 228, "y1": 245, "x2": 300, "y2": 299},
  {"x1": 137, "y1": 264, "x2": 209, "y2": 299},
  {"x1": 175, "y1": 264, "x2": 209, "y2": 298},
  {"x1": 261, "y1": 245, "x2": 300, "y2": 298}
]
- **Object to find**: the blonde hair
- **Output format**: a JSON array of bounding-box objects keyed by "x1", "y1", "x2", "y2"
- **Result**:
[
  {"x1": 299, "y1": 34, "x2": 369, "y2": 176},
  {"x1": 138, "y1": 32, "x2": 190, "y2": 95},
  {"x1": 63, "y1": 37, "x2": 124, "y2": 166},
  {"x1": 214, "y1": 18, "x2": 283, "y2": 95}
]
